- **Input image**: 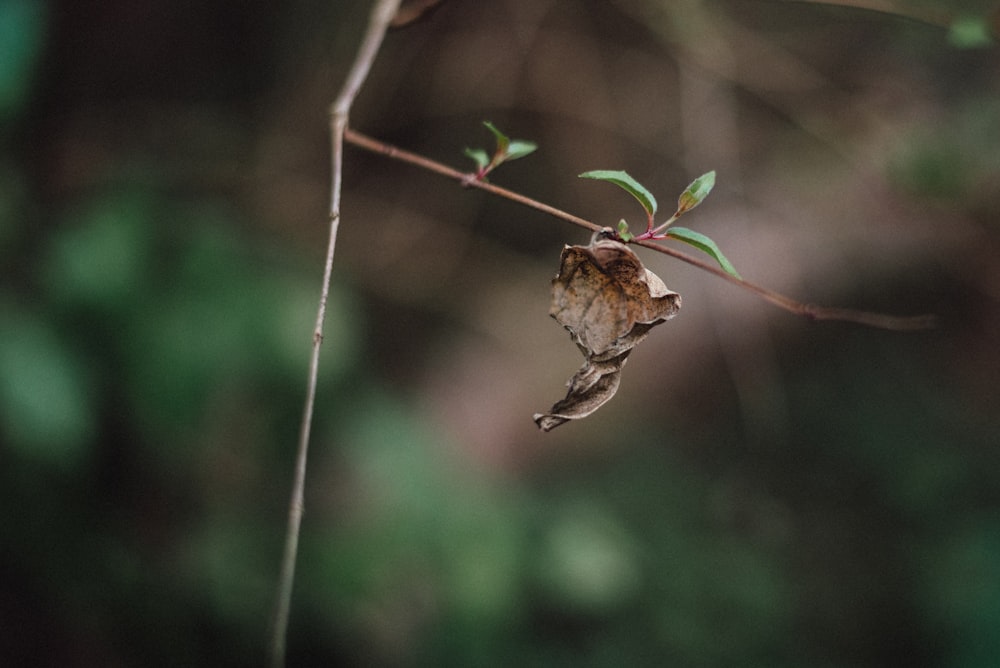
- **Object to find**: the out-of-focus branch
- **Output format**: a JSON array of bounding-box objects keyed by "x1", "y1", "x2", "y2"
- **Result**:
[{"x1": 788, "y1": 0, "x2": 954, "y2": 28}]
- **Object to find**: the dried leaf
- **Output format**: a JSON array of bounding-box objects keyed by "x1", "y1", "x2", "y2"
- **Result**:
[
  {"x1": 534, "y1": 233, "x2": 681, "y2": 431},
  {"x1": 549, "y1": 235, "x2": 681, "y2": 359},
  {"x1": 534, "y1": 353, "x2": 628, "y2": 432}
]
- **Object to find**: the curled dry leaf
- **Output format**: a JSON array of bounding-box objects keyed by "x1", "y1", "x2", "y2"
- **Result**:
[{"x1": 534, "y1": 232, "x2": 681, "y2": 431}]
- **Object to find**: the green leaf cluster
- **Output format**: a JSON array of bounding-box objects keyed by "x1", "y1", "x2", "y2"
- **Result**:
[
  {"x1": 578, "y1": 169, "x2": 739, "y2": 278},
  {"x1": 465, "y1": 121, "x2": 537, "y2": 178}
]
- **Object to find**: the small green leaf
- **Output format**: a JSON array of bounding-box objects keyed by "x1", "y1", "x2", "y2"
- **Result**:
[
  {"x1": 667, "y1": 226, "x2": 741, "y2": 278},
  {"x1": 506, "y1": 140, "x2": 538, "y2": 161},
  {"x1": 616, "y1": 219, "x2": 634, "y2": 242},
  {"x1": 676, "y1": 170, "x2": 715, "y2": 215},
  {"x1": 483, "y1": 121, "x2": 510, "y2": 154},
  {"x1": 464, "y1": 147, "x2": 490, "y2": 171},
  {"x1": 948, "y1": 15, "x2": 993, "y2": 48},
  {"x1": 579, "y1": 170, "x2": 657, "y2": 217}
]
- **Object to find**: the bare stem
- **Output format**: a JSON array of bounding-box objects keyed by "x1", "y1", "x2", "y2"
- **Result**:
[
  {"x1": 344, "y1": 128, "x2": 935, "y2": 331},
  {"x1": 269, "y1": 2, "x2": 401, "y2": 667},
  {"x1": 787, "y1": 0, "x2": 955, "y2": 28},
  {"x1": 344, "y1": 127, "x2": 602, "y2": 233}
]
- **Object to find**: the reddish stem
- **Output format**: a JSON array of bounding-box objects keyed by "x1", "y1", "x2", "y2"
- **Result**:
[{"x1": 342, "y1": 127, "x2": 936, "y2": 331}]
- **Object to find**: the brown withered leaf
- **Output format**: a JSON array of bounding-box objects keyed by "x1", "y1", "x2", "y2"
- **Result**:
[{"x1": 534, "y1": 232, "x2": 681, "y2": 432}]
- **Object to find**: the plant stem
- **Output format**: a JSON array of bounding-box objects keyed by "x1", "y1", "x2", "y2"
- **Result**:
[
  {"x1": 789, "y1": 0, "x2": 954, "y2": 28},
  {"x1": 344, "y1": 127, "x2": 603, "y2": 234},
  {"x1": 647, "y1": 214, "x2": 678, "y2": 238},
  {"x1": 269, "y1": 2, "x2": 401, "y2": 667},
  {"x1": 343, "y1": 128, "x2": 935, "y2": 331}
]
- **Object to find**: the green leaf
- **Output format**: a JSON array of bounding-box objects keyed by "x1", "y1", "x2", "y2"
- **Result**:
[
  {"x1": 948, "y1": 15, "x2": 993, "y2": 48},
  {"x1": 616, "y1": 219, "x2": 634, "y2": 242},
  {"x1": 464, "y1": 147, "x2": 490, "y2": 171},
  {"x1": 666, "y1": 226, "x2": 741, "y2": 278},
  {"x1": 506, "y1": 140, "x2": 538, "y2": 161},
  {"x1": 483, "y1": 121, "x2": 510, "y2": 155},
  {"x1": 676, "y1": 171, "x2": 715, "y2": 215},
  {"x1": 579, "y1": 170, "x2": 657, "y2": 217},
  {"x1": 474, "y1": 123, "x2": 536, "y2": 170},
  {"x1": 0, "y1": 310, "x2": 95, "y2": 469}
]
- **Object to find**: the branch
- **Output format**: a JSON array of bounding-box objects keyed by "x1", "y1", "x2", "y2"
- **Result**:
[
  {"x1": 269, "y1": 2, "x2": 401, "y2": 667},
  {"x1": 344, "y1": 128, "x2": 603, "y2": 233},
  {"x1": 786, "y1": 0, "x2": 955, "y2": 28},
  {"x1": 344, "y1": 128, "x2": 935, "y2": 331}
]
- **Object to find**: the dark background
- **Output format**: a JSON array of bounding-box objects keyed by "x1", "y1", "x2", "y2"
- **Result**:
[{"x1": 2, "y1": 0, "x2": 1000, "y2": 665}]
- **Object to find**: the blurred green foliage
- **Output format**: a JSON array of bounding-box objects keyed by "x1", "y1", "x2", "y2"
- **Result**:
[
  {"x1": 2, "y1": 1, "x2": 1000, "y2": 667},
  {"x1": 0, "y1": 0, "x2": 47, "y2": 123},
  {"x1": 889, "y1": 96, "x2": 1000, "y2": 205}
]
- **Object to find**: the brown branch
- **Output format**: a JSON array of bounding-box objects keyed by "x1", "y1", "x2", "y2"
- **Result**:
[
  {"x1": 633, "y1": 239, "x2": 936, "y2": 330},
  {"x1": 270, "y1": 2, "x2": 402, "y2": 668},
  {"x1": 785, "y1": 0, "x2": 955, "y2": 28},
  {"x1": 344, "y1": 127, "x2": 936, "y2": 331},
  {"x1": 344, "y1": 128, "x2": 603, "y2": 233}
]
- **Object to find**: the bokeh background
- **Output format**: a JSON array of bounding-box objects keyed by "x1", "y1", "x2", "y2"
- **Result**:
[{"x1": 3, "y1": 0, "x2": 1000, "y2": 665}]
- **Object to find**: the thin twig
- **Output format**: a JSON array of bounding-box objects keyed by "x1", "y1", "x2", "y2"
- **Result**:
[
  {"x1": 344, "y1": 128, "x2": 603, "y2": 233},
  {"x1": 635, "y1": 238, "x2": 937, "y2": 330},
  {"x1": 787, "y1": 0, "x2": 954, "y2": 28},
  {"x1": 344, "y1": 128, "x2": 936, "y2": 331},
  {"x1": 269, "y1": 2, "x2": 402, "y2": 667}
]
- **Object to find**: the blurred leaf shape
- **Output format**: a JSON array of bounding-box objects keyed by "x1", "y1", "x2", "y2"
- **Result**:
[
  {"x1": 0, "y1": 0, "x2": 47, "y2": 123},
  {"x1": 948, "y1": 14, "x2": 993, "y2": 48},
  {"x1": 463, "y1": 147, "x2": 490, "y2": 171},
  {"x1": 536, "y1": 502, "x2": 640, "y2": 612},
  {"x1": 0, "y1": 308, "x2": 95, "y2": 468},
  {"x1": 534, "y1": 235, "x2": 680, "y2": 431},
  {"x1": 44, "y1": 191, "x2": 156, "y2": 313},
  {"x1": 121, "y1": 220, "x2": 360, "y2": 444},
  {"x1": 40, "y1": 192, "x2": 359, "y2": 448}
]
